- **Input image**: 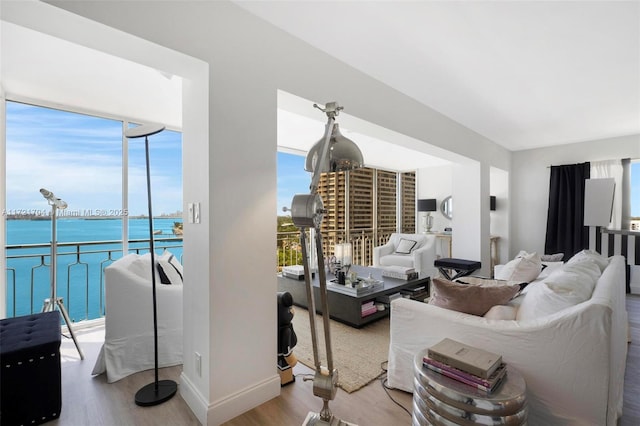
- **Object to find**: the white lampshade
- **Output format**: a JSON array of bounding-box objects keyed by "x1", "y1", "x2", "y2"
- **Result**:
[{"x1": 334, "y1": 242, "x2": 352, "y2": 266}]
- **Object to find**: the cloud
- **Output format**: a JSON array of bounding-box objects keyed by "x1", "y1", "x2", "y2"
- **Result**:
[{"x1": 5, "y1": 102, "x2": 182, "y2": 215}]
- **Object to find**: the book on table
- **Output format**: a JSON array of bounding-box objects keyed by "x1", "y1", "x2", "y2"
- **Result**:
[
  {"x1": 427, "y1": 338, "x2": 502, "y2": 379},
  {"x1": 381, "y1": 266, "x2": 418, "y2": 280},
  {"x1": 422, "y1": 356, "x2": 507, "y2": 393}
]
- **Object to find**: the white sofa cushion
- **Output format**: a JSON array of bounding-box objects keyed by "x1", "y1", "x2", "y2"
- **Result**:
[
  {"x1": 483, "y1": 305, "x2": 518, "y2": 320},
  {"x1": 516, "y1": 260, "x2": 601, "y2": 321},
  {"x1": 379, "y1": 254, "x2": 415, "y2": 268},
  {"x1": 494, "y1": 251, "x2": 542, "y2": 283},
  {"x1": 567, "y1": 249, "x2": 610, "y2": 272}
]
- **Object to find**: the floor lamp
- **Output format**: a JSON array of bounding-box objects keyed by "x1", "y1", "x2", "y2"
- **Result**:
[
  {"x1": 40, "y1": 188, "x2": 84, "y2": 360},
  {"x1": 125, "y1": 123, "x2": 178, "y2": 406},
  {"x1": 285, "y1": 102, "x2": 363, "y2": 426}
]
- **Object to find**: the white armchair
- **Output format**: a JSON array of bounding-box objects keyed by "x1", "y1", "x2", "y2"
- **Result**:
[
  {"x1": 373, "y1": 233, "x2": 437, "y2": 278},
  {"x1": 91, "y1": 253, "x2": 183, "y2": 383}
]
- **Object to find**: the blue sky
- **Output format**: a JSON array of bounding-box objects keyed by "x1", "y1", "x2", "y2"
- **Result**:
[
  {"x1": 276, "y1": 152, "x2": 311, "y2": 215},
  {"x1": 632, "y1": 162, "x2": 640, "y2": 217},
  {"x1": 5, "y1": 101, "x2": 639, "y2": 219},
  {"x1": 5, "y1": 101, "x2": 182, "y2": 217}
]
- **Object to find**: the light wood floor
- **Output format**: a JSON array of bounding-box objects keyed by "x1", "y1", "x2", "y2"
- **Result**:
[{"x1": 51, "y1": 295, "x2": 640, "y2": 425}]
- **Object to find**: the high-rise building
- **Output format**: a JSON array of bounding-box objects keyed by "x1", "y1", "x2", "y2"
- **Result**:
[{"x1": 317, "y1": 167, "x2": 416, "y2": 266}]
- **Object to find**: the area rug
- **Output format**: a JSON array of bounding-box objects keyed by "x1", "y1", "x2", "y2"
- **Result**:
[{"x1": 290, "y1": 307, "x2": 390, "y2": 393}]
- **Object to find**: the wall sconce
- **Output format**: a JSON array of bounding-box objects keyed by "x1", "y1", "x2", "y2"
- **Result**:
[{"x1": 418, "y1": 199, "x2": 437, "y2": 233}]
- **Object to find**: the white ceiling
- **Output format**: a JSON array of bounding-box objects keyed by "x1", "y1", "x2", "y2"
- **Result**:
[
  {"x1": 236, "y1": 0, "x2": 640, "y2": 151},
  {"x1": 1, "y1": 21, "x2": 182, "y2": 129},
  {"x1": 1, "y1": 16, "x2": 447, "y2": 171},
  {"x1": 2, "y1": 1, "x2": 638, "y2": 173}
]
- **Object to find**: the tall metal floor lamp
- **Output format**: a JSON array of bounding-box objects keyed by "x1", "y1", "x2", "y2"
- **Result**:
[
  {"x1": 125, "y1": 123, "x2": 178, "y2": 406},
  {"x1": 40, "y1": 188, "x2": 84, "y2": 359},
  {"x1": 284, "y1": 102, "x2": 363, "y2": 426}
]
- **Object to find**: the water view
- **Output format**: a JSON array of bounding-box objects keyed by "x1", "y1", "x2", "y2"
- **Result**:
[{"x1": 6, "y1": 217, "x2": 183, "y2": 321}]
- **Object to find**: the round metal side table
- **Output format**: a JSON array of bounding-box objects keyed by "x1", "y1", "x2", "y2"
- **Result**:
[{"x1": 412, "y1": 348, "x2": 528, "y2": 425}]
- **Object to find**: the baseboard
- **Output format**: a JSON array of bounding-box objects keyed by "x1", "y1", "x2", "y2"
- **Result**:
[
  {"x1": 180, "y1": 372, "x2": 209, "y2": 425},
  {"x1": 207, "y1": 374, "x2": 280, "y2": 425},
  {"x1": 179, "y1": 371, "x2": 281, "y2": 426}
]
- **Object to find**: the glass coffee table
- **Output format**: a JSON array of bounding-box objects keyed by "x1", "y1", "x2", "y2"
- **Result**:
[{"x1": 277, "y1": 265, "x2": 430, "y2": 328}]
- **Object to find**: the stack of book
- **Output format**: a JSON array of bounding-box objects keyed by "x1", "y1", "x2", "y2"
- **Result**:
[
  {"x1": 400, "y1": 283, "x2": 429, "y2": 301},
  {"x1": 381, "y1": 266, "x2": 419, "y2": 280},
  {"x1": 423, "y1": 338, "x2": 507, "y2": 393},
  {"x1": 361, "y1": 300, "x2": 378, "y2": 317}
]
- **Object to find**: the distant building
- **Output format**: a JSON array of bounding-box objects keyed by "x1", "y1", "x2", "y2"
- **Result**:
[{"x1": 316, "y1": 167, "x2": 415, "y2": 265}]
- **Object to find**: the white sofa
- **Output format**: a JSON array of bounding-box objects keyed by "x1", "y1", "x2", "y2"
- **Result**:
[
  {"x1": 91, "y1": 252, "x2": 183, "y2": 382},
  {"x1": 373, "y1": 233, "x2": 437, "y2": 278},
  {"x1": 388, "y1": 253, "x2": 628, "y2": 425}
]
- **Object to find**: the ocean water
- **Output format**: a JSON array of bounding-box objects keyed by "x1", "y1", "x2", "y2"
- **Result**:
[{"x1": 5, "y1": 217, "x2": 183, "y2": 321}]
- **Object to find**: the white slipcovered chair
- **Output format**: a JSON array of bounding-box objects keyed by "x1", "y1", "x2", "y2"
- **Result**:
[
  {"x1": 373, "y1": 233, "x2": 437, "y2": 278},
  {"x1": 91, "y1": 252, "x2": 183, "y2": 383}
]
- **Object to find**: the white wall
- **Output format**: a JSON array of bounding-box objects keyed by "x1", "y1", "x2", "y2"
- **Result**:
[
  {"x1": 10, "y1": 1, "x2": 512, "y2": 424},
  {"x1": 417, "y1": 165, "x2": 453, "y2": 257},
  {"x1": 417, "y1": 165, "x2": 452, "y2": 234},
  {"x1": 418, "y1": 163, "x2": 509, "y2": 272},
  {"x1": 511, "y1": 134, "x2": 640, "y2": 258}
]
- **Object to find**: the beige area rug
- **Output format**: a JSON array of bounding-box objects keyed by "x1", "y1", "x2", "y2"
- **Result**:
[{"x1": 290, "y1": 307, "x2": 390, "y2": 393}]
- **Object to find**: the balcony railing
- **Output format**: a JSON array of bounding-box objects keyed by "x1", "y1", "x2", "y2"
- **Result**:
[
  {"x1": 276, "y1": 228, "x2": 396, "y2": 272},
  {"x1": 6, "y1": 227, "x2": 396, "y2": 323},
  {"x1": 5, "y1": 237, "x2": 183, "y2": 322}
]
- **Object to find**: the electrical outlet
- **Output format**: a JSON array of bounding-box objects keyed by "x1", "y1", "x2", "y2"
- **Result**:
[{"x1": 195, "y1": 352, "x2": 202, "y2": 376}]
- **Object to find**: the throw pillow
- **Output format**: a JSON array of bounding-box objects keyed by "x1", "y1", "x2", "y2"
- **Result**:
[
  {"x1": 538, "y1": 261, "x2": 564, "y2": 279},
  {"x1": 494, "y1": 251, "x2": 542, "y2": 283},
  {"x1": 157, "y1": 262, "x2": 173, "y2": 285},
  {"x1": 516, "y1": 261, "x2": 600, "y2": 321},
  {"x1": 567, "y1": 249, "x2": 609, "y2": 272},
  {"x1": 395, "y1": 238, "x2": 417, "y2": 254},
  {"x1": 156, "y1": 250, "x2": 183, "y2": 285},
  {"x1": 541, "y1": 253, "x2": 564, "y2": 262},
  {"x1": 428, "y1": 277, "x2": 520, "y2": 316},
  {"x1": 544, "y1": 261, "x2": 600, "y2": 299}
]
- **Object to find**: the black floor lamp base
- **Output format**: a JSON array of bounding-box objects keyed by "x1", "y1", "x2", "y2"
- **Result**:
[{"x1": 135, "y1": 380, "x2": 178, "y2": 407}]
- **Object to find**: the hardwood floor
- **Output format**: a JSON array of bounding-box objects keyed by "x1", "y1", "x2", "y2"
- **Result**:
[
  {"x1": 622, "y1": 295, "x2": 640, "y2": 426},
  {"x1": 52, "y1": 326, "x2": 199, "y2": 426},
  {"x1": 52, "y1": 295, "x2": 640, "y2": 425}
]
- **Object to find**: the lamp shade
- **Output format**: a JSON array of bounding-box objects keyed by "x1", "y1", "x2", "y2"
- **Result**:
[
  {"x1": 305, "y1": 123, "x2": 363, "y2": 173},
  {"x1": 418, "y1": 199, "x2": 437, "y2": 212},
  {"x1": 584, "y1": 178, "x2": 615, "y2": 226},
  {"x1": 334, "y1": 242, "x2": 352, "y2": 266},
  {"x1": 124, "y1": 123, "x2": 165, "y2": 139}
]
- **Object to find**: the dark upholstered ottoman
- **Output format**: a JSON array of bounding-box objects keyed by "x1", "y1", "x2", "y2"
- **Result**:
[{"x1": 0, "y1": 311, "x2": 62, "y2": 426}]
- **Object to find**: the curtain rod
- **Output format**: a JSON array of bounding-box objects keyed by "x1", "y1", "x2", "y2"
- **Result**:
[{"x1": 546, "y1": 158, "x2": 631, "y2": 168}]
